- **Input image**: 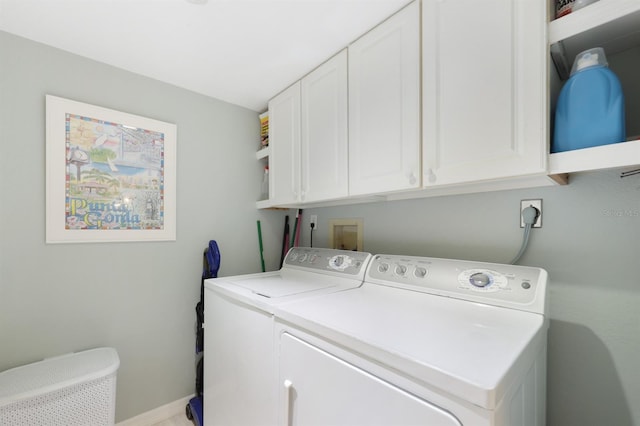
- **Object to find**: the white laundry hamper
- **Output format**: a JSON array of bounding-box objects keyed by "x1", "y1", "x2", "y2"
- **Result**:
[{"x1": 0, "y1": 347, "x2": 119, "y2": 426}]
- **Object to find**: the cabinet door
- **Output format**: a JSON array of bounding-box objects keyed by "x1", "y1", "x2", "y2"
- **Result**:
[
  {"x1": 278, "y1": 333, "x2": 462, "y2": 426},
  {"x1": 269, "y1": 82, "x2": 301, "y2": 205},
  {"x1": 422, "y1": 0, "x2": 547, "y2": 187},
  {"x1": 348, "y1": 1, "x2": 421, "y2": 196},
  {"x1": 301, "y1": 50, "x2": 349, "y2": 203}
]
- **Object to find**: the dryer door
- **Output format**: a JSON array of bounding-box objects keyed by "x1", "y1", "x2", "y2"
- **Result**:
[{"x1": 279, "y1": 333, "x2": 462, "y2": 426}]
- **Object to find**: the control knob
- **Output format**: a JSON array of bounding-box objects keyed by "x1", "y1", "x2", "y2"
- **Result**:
[
  {"x1": 414, "y1": 267, "x2": 427, "y2": 278},
  {"x1": 378, "y1": 263, "x2": 389, "y2": 273},
  {"x1": 395, "y1": 265, "x2": 407, "y2": 276},
  {"x1": 469, "y1": 272, "x2": 492, "y2": 288},
  {"x1": 329, "y1": 255, "x2": 350, "y2": 271}
]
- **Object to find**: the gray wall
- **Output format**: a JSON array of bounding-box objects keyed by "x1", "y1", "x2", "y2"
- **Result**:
[
  {"x1": 300, "y1": 171, "x2": 640, "y2": 426},
  {"x1": 0, "y1": 31, "x2": 285, "y2": 421}
]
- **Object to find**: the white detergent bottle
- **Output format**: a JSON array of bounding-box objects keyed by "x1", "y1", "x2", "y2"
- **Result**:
[{"x1": 553, "y1": 47, "x2": 625, "y2": 153}]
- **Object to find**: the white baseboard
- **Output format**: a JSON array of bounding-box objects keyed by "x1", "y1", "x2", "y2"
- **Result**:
[{"x1": 117, "y1": 394, "x2": 194, "y2": 426}]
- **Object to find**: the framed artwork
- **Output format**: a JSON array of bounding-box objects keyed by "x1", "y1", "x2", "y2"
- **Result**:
[{"x1": 45, "y1": 95, "x2": 177, "y2": 243}]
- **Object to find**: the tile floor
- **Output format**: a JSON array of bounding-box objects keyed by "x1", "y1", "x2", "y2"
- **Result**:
[{"x1": 152, "y1": 413, "x2": 193, "y2": 426}]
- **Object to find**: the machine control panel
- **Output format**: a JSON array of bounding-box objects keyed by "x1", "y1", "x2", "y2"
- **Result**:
[
  {"x1": 367, "y1": 254, "x2": 547, "y2": 314},
  {"x1": 284, "y1": 247, "x2": 371, "y2": 276}
]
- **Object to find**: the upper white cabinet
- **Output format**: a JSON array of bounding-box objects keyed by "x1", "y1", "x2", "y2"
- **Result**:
[
  {"x1": 268, "y1": 82, "x2": 301, "y2": 206},
  {"x1": 422, "y1": 0, "x2": 547, "y2": 187},
  {"x1": 301, "y1": 50, "x2": 349, "y2": 203},
  {"x1": 348, "y1": 1, "x2": 421, "y2": 196},
  {"x1": 267, "y1": 51, "x2": 348, "y2": 207},
  {"x1": 548, "y1": 0, "x2": 640, "y2": 175}
]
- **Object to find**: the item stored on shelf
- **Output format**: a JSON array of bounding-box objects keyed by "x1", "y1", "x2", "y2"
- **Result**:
[
  {"x1": 555, "y1": 0, "x2": 599, "y2": 18},
  {"x1": 553, "y1": 47, "x2": 625, "y2": 153},
  {"x1": 259, "y1": 111, "x2": 269, "y2": 148},
  {"x1": 260, "y1": 165, "x2": 269, "y2": 200}
]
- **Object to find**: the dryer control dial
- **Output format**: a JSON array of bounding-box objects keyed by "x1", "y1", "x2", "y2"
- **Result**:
[
  {"x1": 395, "y1": 265, "x2": 407, "y2": 276},
  {"x1": 414, "y1": 267, "x2": 427, "y2": 278},
  {"x1": 458, "y1": 269, "x2": 508, "y2": 292},
  {"x1": 469, "y1": 272, "x2": 491, "y2": 287}
]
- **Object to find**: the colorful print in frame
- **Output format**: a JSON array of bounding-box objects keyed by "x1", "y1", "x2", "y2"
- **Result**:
[{"x1": 46, "y1": 95, "x2": 176, "y2": 243}]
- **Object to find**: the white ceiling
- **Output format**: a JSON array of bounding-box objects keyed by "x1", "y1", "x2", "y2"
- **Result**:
[{"x1": 0, "y1": 0, "x2": 412, "y2": 111}]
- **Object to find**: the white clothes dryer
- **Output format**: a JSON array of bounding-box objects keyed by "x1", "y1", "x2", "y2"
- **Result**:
[
  {"x1": 203, "y1": 247, "x2": 372, "y2": 426},
  {"x1": 274, "y1": 254, "x2": 549, "y2": 426}
]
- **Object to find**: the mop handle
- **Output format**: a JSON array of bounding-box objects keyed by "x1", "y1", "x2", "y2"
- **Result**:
[{"x1": 257, "y1": 220, "x2": 266, "y2": 272}]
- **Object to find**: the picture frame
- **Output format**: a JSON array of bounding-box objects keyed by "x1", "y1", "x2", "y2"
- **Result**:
[{"x1": 45, "y1": 95, "x2": 177, "y2": 243}]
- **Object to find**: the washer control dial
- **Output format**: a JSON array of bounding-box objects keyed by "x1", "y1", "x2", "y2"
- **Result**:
[{"x1": 329, "y1": 255, "x2": 351, "y2": 271}]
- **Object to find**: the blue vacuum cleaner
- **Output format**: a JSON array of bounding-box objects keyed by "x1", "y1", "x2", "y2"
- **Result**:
[{"x1": 186, "y1": 240, "x2": 221, "y2": 426}]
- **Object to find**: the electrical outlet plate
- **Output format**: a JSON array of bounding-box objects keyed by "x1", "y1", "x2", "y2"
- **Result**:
[
  {"x1": 520, "y1": 199, "x2": 542, "y2": 228},
  {"x1": 310, "y1": 215, "x2": 318, "y2": 231}
]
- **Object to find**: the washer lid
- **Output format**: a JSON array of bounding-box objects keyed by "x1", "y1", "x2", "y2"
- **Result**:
[
  {"x1": 205, "y1": 248, "x2": 371, "y2": 305},
  {"x1": 234, "y1": 275, "x2": 336, "y2": 298},
  {"x1": 205, "y1": 269, "x2": 365, "y2": 315},
  {"x1": 275, "y1": 283, "x2": 547, "y2": 410}
]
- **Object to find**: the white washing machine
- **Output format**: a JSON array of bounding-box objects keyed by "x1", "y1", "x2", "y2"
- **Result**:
[
  {"x1": 203, "y1": 247, "x2": 372, "y2": 426},
  {"x1": 274, "y1": 254, "x2": 548, "y2": 426}
]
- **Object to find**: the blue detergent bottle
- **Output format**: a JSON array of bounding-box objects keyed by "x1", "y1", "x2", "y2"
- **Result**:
[{"x1": 553, "y1": 47, "x2": 625, "y2": 153}]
